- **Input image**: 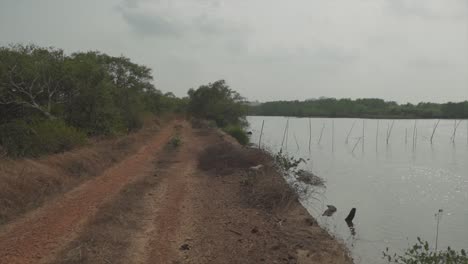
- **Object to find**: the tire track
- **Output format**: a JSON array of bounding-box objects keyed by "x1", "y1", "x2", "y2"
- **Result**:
[{"x1": 0, "y1": 122, "x2": 177, "y2": 264}]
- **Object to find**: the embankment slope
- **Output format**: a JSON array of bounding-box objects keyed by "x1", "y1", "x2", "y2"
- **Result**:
[{"x1": 0, "y1": 120, "x2": 351, "y2": 264}]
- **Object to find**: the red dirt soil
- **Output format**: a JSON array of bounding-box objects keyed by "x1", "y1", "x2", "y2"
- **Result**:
[
  {"x1": 0, "y1": 121, "x2": 176, "y2": 264},
  {"x1": 0, "y1": 120, "x2": 352, "y2": 264}
]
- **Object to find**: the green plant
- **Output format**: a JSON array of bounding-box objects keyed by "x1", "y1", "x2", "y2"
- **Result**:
[
  {"x1": 273, "y1": 150, "x2": 306, "y2": 175},
  {"x1": 224, "y1": 125, "x2": 249, "y2": 145},
  {"x1": 168, "y1": 135, "x2": 182, "y2": 148},
  {"x1": 187, "y1": 80, "x2": 247, "y2": 127},
  {"x1": 383, "y1": 238, "x2": 468, "y2": 264},
  {"x1": 0, "y1": 119, "x2": 86, "y2": 157}
]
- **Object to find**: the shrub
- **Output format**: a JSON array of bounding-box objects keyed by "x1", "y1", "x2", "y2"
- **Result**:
[
  {"x1": 273, "y1": 150, "x2": 306, "y2": 175},
  {"x1": 0, "y1": 119, "x2": 86, "y2": 157},
  {"x1": 187, "y1": 80, "x2": 247, "y2": 128},
  {"x1": 198, "y1": 142, "x2": 265, "y2": 175},
  {"x1": 0, "y1": 120, "x2": 35, "y2": 157},
  {"x1": 223, "y1": 125, "x2": 249, "y2": 145},
  {"x1": 383, "y1": 238, "x2": 468, "y2": 264},
  {"x1": 168, "y1": 135, "x2": 182, "y2": 148}
]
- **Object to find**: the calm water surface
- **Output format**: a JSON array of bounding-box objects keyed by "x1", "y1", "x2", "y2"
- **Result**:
[{"x1": 247, "y1": 116, "x2": 468, "y2": 263}]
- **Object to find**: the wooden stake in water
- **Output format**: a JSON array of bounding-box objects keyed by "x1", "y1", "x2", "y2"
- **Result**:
[
  {"x1": 285, "y1": 118, "x2": 290, "y2": 149},
  {"x1": 362, "y1": 120, "x2": 365, "y2": 153},
  {"x1": 435, "y1": 209, "x2": 443, "y2": 251},
  {"x1": 345, "y1": 120, "x2": 357, "y2": 144},
  {"x1": 412, "y1": 120, "x2": 417, "y2": 150},
  {"x1": 376, "y1": 120, "x2": 379, "y2": 152},
  {"x1": 317, "y1": 123, "x2": 325, "y2": 144},
  {"x1": 405, "y1": 128, "x2": 408, "y2": 145},
  {"x1": 332, "y1": 120, "x2": 335, "y2": 152},
  {"x1": 415, "y1": 127, "x2": 418, "y2": 150},
  {"x1": 451, "y1": 120, "x2": 462, "y2": 143},
  {"x1": 258, "y1": 120, "x2": 264, "y2": 149},
  {"x1": 308, "y1": 118, "x2": 312, "y2": 152},
  {"x1": 293, "y1": 133, "x2": 300, "y2": 152},
  {"x1": 386, "y1": 120, "x2": 395, "y2": 145},
  {"x1": 280, "y1": 119, "x2": 289, "y2": 151},
  {"x1": 352, "y1": 137, "x2": 362, "y2": 153},
  {"x1": 430, "y1": 120, "x2": 440, "y2": 144}
]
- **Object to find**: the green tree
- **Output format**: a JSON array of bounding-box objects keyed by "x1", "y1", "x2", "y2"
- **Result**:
[
  {"x1": 0, "y1": 44, "x2": 68, "y2": 119},
  {"x1": 188, "y1": 80, "x2": 247, "y2": 127}
]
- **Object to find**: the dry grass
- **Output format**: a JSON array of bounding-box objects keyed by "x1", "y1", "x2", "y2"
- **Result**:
[
  {"x1": 198, "y1": 142, "x2": 266, "y2": 175},
  {"x1": 240, "y1": 162, "x2": 300, "y2": 214},
  {"x1": 0, "y1": 118, "x2": 161, "y2": 225},
  {"x1": 197, "y1": 141, "x2": 299, "y2": 214}
]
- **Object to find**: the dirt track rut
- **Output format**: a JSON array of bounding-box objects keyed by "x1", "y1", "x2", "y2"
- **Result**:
[{"x1": 0, "y1": 121, "x2": 176, "y2": 264}]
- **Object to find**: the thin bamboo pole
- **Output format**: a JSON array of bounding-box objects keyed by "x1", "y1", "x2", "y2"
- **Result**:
[
  {"x1": 352, "y1": 137, "x2": 362, "y2": 153},
  {"x1": 308, "y1": 118, "x2": 312, "y2": 152},
  {"x1": 405, "y1": 128, "x2": 408, "y2": 145},
  {"x1": 362, "y1": 120, "x2": 365, "y2": 152},
  {"x1": 412, "y1": 120, "x2": 417, "y2": 150},
  {"x1": 280, "y1": 119, "x2": 288, "y2": 151},
  {"x1": 258, "y1": 120, "x2": 264, "y2": 149},
  {"x1": 293, "y1": 133, "x2": 300, "y2": 151},
  {"x1": 451, "y1": 120, "x2": 462, "y2": 143},
  {"x1": 376, "y1": 120, "x2": 379, "y2": 152},
  {"x1": 415, "y1": 127, "x2": 418, "y2": 150},
  {"x1": 345, "y1": 121, "x2": 356, "y2": 144},
  {"x1": 435, "y1": 209, "x2": 443, "y2": 251},
  {"x1": 386, "y1": 120, "x2": 395, "y2": 145},
  {"x1": 317, "y1": 123, "x2": 325, "y2": 144},
  {"x1": 430, "y1": 120, "x2": 440, "y2": 144},
  {"x1": 332, "y1": 120, "x2": 335, "y2": 152}
]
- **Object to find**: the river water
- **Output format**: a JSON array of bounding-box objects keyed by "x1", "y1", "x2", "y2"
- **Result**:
[{"x1": 247, "y1": 116, "x2": 468, "y2": 263}]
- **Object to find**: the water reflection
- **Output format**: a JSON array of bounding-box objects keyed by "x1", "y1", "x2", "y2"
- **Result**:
[
  {"x1": 347, "y1": 220, "x2": 356, "y2": 237},
  {"x1": 248, "y1": 116, "x2": 468, "y2": 264}
]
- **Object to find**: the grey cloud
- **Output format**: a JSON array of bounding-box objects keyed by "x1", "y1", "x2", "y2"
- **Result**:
[
  {"x1": 253, "y1": 47, "x2": 357, "y2": 71},
  {"x1": 118, "y1": 2, "x2": 249, "y2": 38},
  {"x1": 121, "y1": 11, "x2": 186, "y2": 36},
  {"x1": 385, "y1": 0, "x2": 467, "y2": 20},
  {"x1": 0, "y1": 0, "x2": 466, "y2": 103},
  {"x1": 408, "y1": 57, "x2": 457, "y2": 69}
]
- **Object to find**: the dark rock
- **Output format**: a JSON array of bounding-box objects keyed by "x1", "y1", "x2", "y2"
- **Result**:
[
  {"x1": 304, "y1": 218, "x2": 315, "y2": 226},
  {"x1": 251, "y1": 227, "x2": 259, "y2": 234},
  {"x1": 179, "y1": 244, "x2": 190, "y2": 251}
]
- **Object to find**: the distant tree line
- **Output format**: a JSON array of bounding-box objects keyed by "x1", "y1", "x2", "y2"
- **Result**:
[
  {"x1": 249, "y1": 98, "x2": 468, "y2": 119},
  {"x1": 0, "y1": 44, "x2": 186, "y2": 157}
]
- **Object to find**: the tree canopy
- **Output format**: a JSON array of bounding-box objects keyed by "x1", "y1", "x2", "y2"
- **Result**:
[
  {"x1": 187, "y1": 80, "x2": 247, "y2": 127},
  {"x1": 0, "y1": 44, "x2": 185, "y2": 156}
]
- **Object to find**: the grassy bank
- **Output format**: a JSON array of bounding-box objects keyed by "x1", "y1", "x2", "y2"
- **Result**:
[
  {"x1": 195, "y1": 122, "x2": 352, "y2": 263},
  {"x1": 0, "y1": 117, "x2": 163, "y2": 225}
]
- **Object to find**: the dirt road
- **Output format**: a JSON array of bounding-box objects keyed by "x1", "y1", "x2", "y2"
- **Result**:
[{"x1": 0, "y1": 121, "x2": 352, "y2": 264}]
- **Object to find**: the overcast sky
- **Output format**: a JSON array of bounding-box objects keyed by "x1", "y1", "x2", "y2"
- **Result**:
[{"x1": 0, "y1": 0, "x2": 467, "y2": 103}]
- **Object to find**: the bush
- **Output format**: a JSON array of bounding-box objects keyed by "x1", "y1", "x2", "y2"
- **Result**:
[
  {"x1": 198, "y1": 142, "x2": 265, "y2": 175},
  {"x1": 383, "y1": 238, "x2": 468, "y2": 264},
  {"x1": 168, "y1": 135, "x2": 182, "y2": 148},
  {"x1": 0, "y1": 119, "x2": 86, "y2": 157},
  {"x1": 187, "y1": 80, "x2": 247, "y2": 127},
  {"x1": 223, "y1": 125, "x2": 249, "y2": 145}
]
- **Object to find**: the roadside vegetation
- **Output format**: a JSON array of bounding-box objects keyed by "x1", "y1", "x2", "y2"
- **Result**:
[
  {"x1": 187, "y1": 80, "x2": 249, "y2": 145},
  {"x1": 250, "y1": 98, "x2": 468, "y2": 119},
  {"x1": 383, "y1": 238, "x2": 467, "y2": 264},
  {"x1": 0, "y1": 44, "x2": 185, "y2": 157}
]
